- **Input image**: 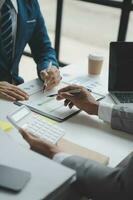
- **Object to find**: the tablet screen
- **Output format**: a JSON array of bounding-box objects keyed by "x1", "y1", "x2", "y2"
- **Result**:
[{"x1": 0, "y1": 165, "x2": 31, "y2": 192}]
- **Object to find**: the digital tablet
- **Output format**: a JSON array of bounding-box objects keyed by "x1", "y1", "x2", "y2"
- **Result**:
[{"x1": 0, "y1": 165, "x2": 31, "y2": 192}]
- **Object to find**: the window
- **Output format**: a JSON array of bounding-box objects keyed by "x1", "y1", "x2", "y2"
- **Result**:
[
  {"x1": 60, "y1": 0, "x2": 121, "y2": 63},
  {"x1": 39, "y1": 0, "x2": 57, "y2": 46},
  {"x1": 24, "y1": 0, "x2": 133, "y2": 66},
  {"x1": 126, "y1": 11, "x2": 133, "y2": 40}
]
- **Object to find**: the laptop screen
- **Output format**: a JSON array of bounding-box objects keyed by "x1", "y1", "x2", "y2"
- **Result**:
[{"x1": 109, "y1": 42, "x2": 133, "y2": 92}]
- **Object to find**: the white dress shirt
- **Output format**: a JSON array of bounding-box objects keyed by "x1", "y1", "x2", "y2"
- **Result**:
[
  {"x1": 0, "y1": 0, "x2": 18, "y2": 58},
  {"x1": 53, "y1": 102, "x2": 114, "y2": 163}
]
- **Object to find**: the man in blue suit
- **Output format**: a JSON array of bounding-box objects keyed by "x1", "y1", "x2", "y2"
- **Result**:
[{"x1": 0, "y1": 0, "x2": 61, "y2": 101}]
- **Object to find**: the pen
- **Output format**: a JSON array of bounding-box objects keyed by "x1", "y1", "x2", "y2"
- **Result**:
[
  {"x1": 87, "y1": 88, "x2": 104, "y2": 96},
  {"x1": 43, "y1": 61, "x2": 52, "y2": 92},
  {"x1": 87, "y1": 89, "x2": 105, "y2": 101},
  {"x1": 47, "y1": 88, "x2": 81, "y2": 97}
]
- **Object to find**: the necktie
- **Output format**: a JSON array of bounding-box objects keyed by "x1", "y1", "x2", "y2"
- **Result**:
[{"x1": 1, "y1": 0, "x2": 13, "y2": 62}]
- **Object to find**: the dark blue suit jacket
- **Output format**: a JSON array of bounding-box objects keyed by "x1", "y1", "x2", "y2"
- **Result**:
[{"x1": 0, "y1": 0, "x2": 58, "y2": 85}]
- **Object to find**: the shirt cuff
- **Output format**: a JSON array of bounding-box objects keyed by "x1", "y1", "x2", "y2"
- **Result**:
[
  {"x1": 53, "y1": 152, "x2": 71, "y2": 163},
  {"x1": 98, "y1": 102, "x2": 114, "y2": 123}
]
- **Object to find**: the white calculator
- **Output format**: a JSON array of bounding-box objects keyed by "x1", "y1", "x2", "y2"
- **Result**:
[{"x1": 7, "y1": 105, "x2": 65, "y2": 144}]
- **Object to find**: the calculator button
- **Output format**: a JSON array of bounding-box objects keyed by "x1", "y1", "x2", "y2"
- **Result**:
[{"x1": 21, "y1": 116, "x2": 65, "y2": 144}]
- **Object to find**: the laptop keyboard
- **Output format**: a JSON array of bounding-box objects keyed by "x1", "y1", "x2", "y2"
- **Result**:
[{"x1": 114, "y1": 93, "x2": 133, "y2": 103}]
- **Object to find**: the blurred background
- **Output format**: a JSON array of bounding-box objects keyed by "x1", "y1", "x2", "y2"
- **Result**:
[{"x1": 20, "y1": 0, "x2": 133, "y2": 81}]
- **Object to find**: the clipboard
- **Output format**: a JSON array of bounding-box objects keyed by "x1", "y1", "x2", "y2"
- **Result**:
[
  {"x1": 15, "y1": 79, "x2": 80, "y2": 122},
  {"x1": 59, "y1": 139, "x2": 109, "y2": 165}
]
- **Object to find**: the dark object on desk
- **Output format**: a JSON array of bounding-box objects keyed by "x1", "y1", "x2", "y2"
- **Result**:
[
  {"x1": 109, "y1": 42, "x2": 133, "y2": 104},
  {"x1": 0, "y1": 165, "x2": 31, "y2": 192},
  {"x1": 116, "y1": 152, "x2": 133, "y2": 168}
]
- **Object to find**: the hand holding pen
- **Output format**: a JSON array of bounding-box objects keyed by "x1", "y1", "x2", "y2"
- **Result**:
[
  {"x1": 56, "y1": 85, "x2": 99, "y2": 115},
  {"x1": 40, "y1": 61, "x2": 62, "y2": 91},
  {"x1": 47, "y1": 88, "x2": 81, "y2": 97}
]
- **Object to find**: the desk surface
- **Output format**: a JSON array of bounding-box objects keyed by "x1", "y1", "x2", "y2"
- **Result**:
[
  {"x1": 0, "y1": 61, "x2": 133, "y2": 171},
  {"x1": 0, "y1": 126, "x2": 75, "y2": 200}
]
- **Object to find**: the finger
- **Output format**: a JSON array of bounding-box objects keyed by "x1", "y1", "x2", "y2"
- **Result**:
[
  {"x1": 46, "y1": 70, "x2": 61, "y2": 84},
  {"x1": 44, "y1": 69, "x2": 61, "y2": 89},
  {"x1": 60, "y1": 92, "x2": 74, "y2": 101},
  {"x1": 45, "y1": 76, "x2": 55, "y2": 85},
  {"x1": 47, "y1": 68, "x2": 59, "y2": 75},
  {"x1": 19, "y1": 128, "x2": 33, "y2": 144},
  {"x1": 41, "y1": 71, "x2": 50, "y2": 90},
  {"x1": 64, "y1": 99, "x2": 71, "y2": 107},
  {"x1": 40, "y1": 71, "x2": 49, "y2": 81},
  {"x1": 11, "y1": 85, "x2": 29, "y2": 96},
  {"x1": 44, "y1": 82, "x2": 54, "y2": 91},
  {"x1": 45, "y1": 79, "x2": 59, "y2": 91},
  {"x1": 0, "y1": 92, "x2": 16, "y2": 101},
  {"x1": 5, "y1": 90, "x2": 27, "y2": 101},
  {"x1": 57, "y1": 91, "x2": 74, "y2": 101},
  {"x1": 68, "y1": 102, "x2": 74, "y2": 109},
  {"x1": 58, "y1": 85, "x2": 80, "y2": 94},
  {"x1": 19, "y1": 128, "x2": 39, "y2": 147},
  {"x1": 56, "y1": 95, "x2": 64, "y2": 100},
  {"x1": 43, "y1": 79, "x2": 60, "y2": 91},
  {"x1": 11, "y1": 88, "x2": 29, "y2": 100}
]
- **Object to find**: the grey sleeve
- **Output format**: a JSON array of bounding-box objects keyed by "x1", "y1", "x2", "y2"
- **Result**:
[
  {"x1": 111, "y1": 104, "x2": 133, "y2": 134},
  {"x1": 62, "y1": 155, "x2": 133, "y2": 200}
]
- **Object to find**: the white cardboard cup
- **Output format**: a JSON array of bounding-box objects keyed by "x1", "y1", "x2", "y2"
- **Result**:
[{"x1": 88, "y1": 54, "x2": 104, "y2": 75}]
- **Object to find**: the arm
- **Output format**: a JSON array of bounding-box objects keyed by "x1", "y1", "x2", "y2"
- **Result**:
[
  {"x1": 57, "y1": 85, "x2": 133, "y2": 134},
  {"x1": 62, "y1": 155, "x2": 133, "y2": 200},
  {"x1": 28, "y1": 0, "x2": 59, "y2": 73},
  {"x1": 28, "y1": 1, "x2": 61, "y2": 90},
  {"x1": 111, "y1": 104, "x2": 133, "y2": 134},
  {"x1": 19, "y1": 129, "x2": 133, "y2": 200}
]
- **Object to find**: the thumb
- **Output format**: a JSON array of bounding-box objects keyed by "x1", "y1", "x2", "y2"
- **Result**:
[
  {"x1": 19, "y1": 128, "x2": 33, "y2": 144},
  {"x1": 40, "y1": 70, "x2": 49, "y2": 81}
]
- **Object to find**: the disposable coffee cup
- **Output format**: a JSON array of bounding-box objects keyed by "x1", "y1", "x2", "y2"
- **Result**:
[{"x1": 88, "y1": 54, "x2": 104, "y2": 75}]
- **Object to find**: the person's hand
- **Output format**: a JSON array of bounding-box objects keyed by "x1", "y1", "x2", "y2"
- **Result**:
[
  {"x1": 19, "y1": 129, "x2": 62, "y2": 158},
  {"x1": 57, "y1": 85, "x2": 99, "y2": 115},
  {"x1": 0, "y1": 81, "x2": 29, "y2": 101},
  {"x1": 40, "y1": 67, "x2": 62, "y2": 91}
]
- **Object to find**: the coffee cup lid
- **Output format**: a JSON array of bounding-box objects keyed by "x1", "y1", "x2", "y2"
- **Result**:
[{"x1": 89, "y1": 53, "x2": 104, "y2": 61}]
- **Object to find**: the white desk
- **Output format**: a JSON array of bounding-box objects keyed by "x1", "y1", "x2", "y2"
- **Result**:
[{"x1": 0, "y1": 130, "x2": 76, "y2": 200}]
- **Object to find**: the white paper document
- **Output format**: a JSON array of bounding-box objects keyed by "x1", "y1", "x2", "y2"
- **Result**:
[
  {"x1": 63, "y1": 75, "x2": 107, "y2": 95},
  {"x1": 62, "y1": 75, "x2": 106, "y2": 100},
  {"x1": 16, "y1": 79, "x2": 79, "y2": 122}
]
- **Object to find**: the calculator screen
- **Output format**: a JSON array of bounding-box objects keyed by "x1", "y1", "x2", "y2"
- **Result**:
[{"x1": 12, "y1": 108, "x2": 30, "y2": 122}]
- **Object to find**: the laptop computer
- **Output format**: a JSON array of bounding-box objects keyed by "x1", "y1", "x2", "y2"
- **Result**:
[{"x1": 109, "y1": 42, "x2": 133, "y2": 103}]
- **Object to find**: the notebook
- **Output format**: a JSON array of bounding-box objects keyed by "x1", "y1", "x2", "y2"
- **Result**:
[
  {"x1": 109, "y1": 42, "x2": 133, "y2": 103},
  {"x1": 15, "y1": 79, "x2": 80, "y2": 122}
]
